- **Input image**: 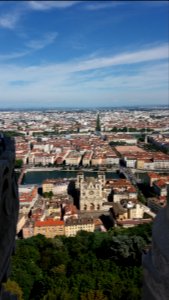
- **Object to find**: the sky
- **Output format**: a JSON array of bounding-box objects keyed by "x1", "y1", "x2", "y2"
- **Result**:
[{"x1": 0, "y1": 0, "x2": 168, "y2": 108}]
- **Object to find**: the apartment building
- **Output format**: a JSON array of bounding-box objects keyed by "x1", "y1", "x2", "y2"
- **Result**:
[
  {"x1": 42, "y1": 179, "x2": 68, "y2": 195},
  {"x1": 82, "y1": 150, "x2": 93, "y2": 166},
  {"x1": 109, "y1": 202, "x2": 150, "y2": 228},
  {"x1": 65, "y1": 150, "x2": 82, "y2": 166},
  {"x1": 105, "y1": 179, "x2": 138, "y2": 203},
  {"x1": 107, "y1": 133, "x2": 137, "y2": 145},
  {"x1": 34, "y1": 219, "x2": 64, "y2": 238},
  {"x1": 65, "y1": 217, "x2": 94, "y2": 237}
]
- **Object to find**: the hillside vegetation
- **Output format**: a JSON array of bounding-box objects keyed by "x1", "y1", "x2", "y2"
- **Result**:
[{"x1": 8, "y1": 224, "x2": 152, "y2": 300}]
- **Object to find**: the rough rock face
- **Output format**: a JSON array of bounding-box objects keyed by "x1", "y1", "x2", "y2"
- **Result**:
[
  {"x1": 0, "y1": 135, "x2": 19, "y2": 292},
  {"x1": 142, "y1": 188, "x2": 169, "y2": 300}
]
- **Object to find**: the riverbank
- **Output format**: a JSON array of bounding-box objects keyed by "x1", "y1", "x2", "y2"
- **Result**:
[
  {"x1": 22, "y1": 166, "x2": 169, "y2": 174},
  {"x1": 24, "y1": 167, "x2": 119, "y2": 173}
]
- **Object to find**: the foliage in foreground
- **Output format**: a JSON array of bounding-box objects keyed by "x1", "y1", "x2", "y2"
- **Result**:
[
  {"x1": 10, "y1": 223, "x2": 152, "y2": 300},
  {"x1": 3, "y1": 280, "x2": 23, "y2": 300}
]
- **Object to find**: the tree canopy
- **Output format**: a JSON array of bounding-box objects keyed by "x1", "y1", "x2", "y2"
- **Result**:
[
  {"x1": 10, "y1": 223, "x2": 152, "y2": 299},
  {"x1": 15, "y1": 159, "x2": 23, "y2": 169}
]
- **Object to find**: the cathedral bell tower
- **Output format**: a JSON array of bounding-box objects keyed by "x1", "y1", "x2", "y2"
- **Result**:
[{"x1": 98, "y1": 172, "x2": 106, "y2": 187}]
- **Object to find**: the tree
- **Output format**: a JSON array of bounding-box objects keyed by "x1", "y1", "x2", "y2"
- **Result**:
[
  {"x1": 111, "y1": 127, "x2": 118, "y2": 132},
  {"x1": 138, "y1": 134, "x2": 145, "y2": 142},
  {"x1": 43, "y1": 288, "x2": 74, "y2": 300},
  {"x1": 43, "y1": 191, "x2": 53, "y2": 199},
  {"x1": 48, "y1": 191, "x2": 53, "y2": 199},
  {"x1": 96, "y1": 114, "x2": 101, "y2": 132},
  {"x1": 81, "y1": 290, "x2": 108, "y2": 300},
  {"x1": 15, "y1": 159, "x2": 23, "y2": 168},
  {"x1": 3, "y1": 280, "x2": 23, "y2": 300},
  {"x1": 138, "y1": 190, "x2": 147, "y2": 205},
  {"x1": 10, "y1": 225, "x2": 152, "y2": 299},
  {"x1": 2, "y1": 131, "x2": 24, "y2": 137}
]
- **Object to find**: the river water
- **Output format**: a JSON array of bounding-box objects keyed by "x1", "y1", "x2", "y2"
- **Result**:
[{"x1": 22, "y1": 170, "x2": 120, "y2": 185}]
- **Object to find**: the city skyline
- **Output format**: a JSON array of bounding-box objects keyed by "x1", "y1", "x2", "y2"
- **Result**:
[{"x1": 0, "y1": 0, "x2": 168, "y2": 108}]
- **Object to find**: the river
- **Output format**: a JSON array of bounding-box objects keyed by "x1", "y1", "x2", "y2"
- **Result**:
[{"x1": 22, "y1": 170, "x2": 120, "y2": 185}]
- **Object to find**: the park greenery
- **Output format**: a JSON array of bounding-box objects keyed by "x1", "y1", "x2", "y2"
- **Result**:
[
  {"x1": 111, "y1": 127, "x2": 152, "y2": 133},
  {"x1": 138, "y1": 190, "x2": 147, "y2": 205},
  {"x1": 137, "y1": 134, "x2": 145, "y2": 142},
  {"x1": 32, "y1": 130, "x2": 78, "y2": 137},
  {"x1": 7, "y1": 223, "x2": 152, "y2": 300},
  {"x1": 109, "y1": 141, "x2": 128, "y2": 146},
  {"x1": 42, "y1": 191, "x2": 54, "y2": 199},
  {"x1": 15, "y1": 159, "x2": 23, "y2": 169},
  {"x1": 111, "y1": 127, "x2": 128, "y2": 132},
  {"x1": 1, "y1": 130, "x2": 24, "y2": 137},
  {"x1": 143, "y1": 141, "x2": 169, "y2": 155}
]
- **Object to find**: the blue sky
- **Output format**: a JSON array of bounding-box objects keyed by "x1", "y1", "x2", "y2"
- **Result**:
[{"x1": 0, "y1": 1, "x2": 168, "y2": 108}]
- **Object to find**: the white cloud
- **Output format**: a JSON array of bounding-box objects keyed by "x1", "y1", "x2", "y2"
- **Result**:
[
  {"x1": 0, "y1": 43, "x2": 168, "y2": 107},
  {"x1": 26, "y1": 32, "x2": 58, "y2": 50},
  {"x1": 86, "y1": 1, "x2": 122, "y2": 11},
  {"x1": 28, "y1": 1, "x2": 81, "y2": 10},
  {"x1": 27, "y1": 43, "x2": 167, "y2": 75},
  {"x1": 75, "y1": 62, "x2": 168, "y2": 91},
  {"x1": 69, "y1": 43, "x2": 168, "y2": 72},
  {"x1": 0, "y1": 1, "x2": 81, "y2": 30},
  {"x1": 0, "y1": 10, "x2": 21, "y2": 29},
  {"x1": 143, "y1": 1, "x2": 169, "y2": 6},
  {"x1": 0, "y1": 32, "x2": 58, "y2": 61},
  {"x1": 86, "y1": 1, "x2": 169, "y2": 11},
  {"x1": 0, "y1": 42, "x2": 168, "y2": 69},
  {"x1": 0, "y1": 50, "x2": 30, "y2": 61}
]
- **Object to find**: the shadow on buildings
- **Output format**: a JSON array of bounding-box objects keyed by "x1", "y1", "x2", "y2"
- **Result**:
[
  {"x1": 100, "y1": 214, "x2": 114, "y2": 230},
  {"x1": 67, "y1": 180, "x2": 80, "y2": 209},
  {"x1": 108, "y1": 190, "x2": 114, "y2": 202}
]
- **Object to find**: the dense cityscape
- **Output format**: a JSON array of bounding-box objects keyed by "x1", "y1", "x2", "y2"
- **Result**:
[
  {"x1": 0, "y1": 108, "x2": 168, "y2": 238},
  {"x1": 1, "y1": 107, "x2": 169, "y2": 299}
]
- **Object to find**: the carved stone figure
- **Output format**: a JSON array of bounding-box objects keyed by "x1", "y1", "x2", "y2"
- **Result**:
[
  {"x1": 0, "y1": 135, "x2": 19, "y2": 296},
  {"x1": 142, "y1": 187, "x2": 169, "y2": 299}
]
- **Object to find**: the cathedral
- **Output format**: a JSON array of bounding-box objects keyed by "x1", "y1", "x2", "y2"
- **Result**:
[
  {"x1": 76, "y1": 172, "x2": 140, "y2": 216},
  {"x1": 76, "y1": 172, "x2": 107, "y2": 211}
]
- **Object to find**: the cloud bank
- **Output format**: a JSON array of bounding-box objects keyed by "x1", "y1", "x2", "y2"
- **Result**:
[
  {"x1": 28, "y1": 1, "x2": 81, "y2": 11},
  {"x1": 0, "y1": 43, "x2": 168, "y2": 107}
]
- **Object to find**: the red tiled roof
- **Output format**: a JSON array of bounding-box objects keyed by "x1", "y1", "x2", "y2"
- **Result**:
[
  {"x1": 117, "y1": 219, "x2": 152, "y2": 225},
  {"x1": 35, "y1": 219, "x2": 64, "y2": 227},
  {"x1": 154, "y1": 179, "x2": 167, "y2": 188},
  {"x1": 148, "y1": 172, "x2": 159, "y2": 179}
]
